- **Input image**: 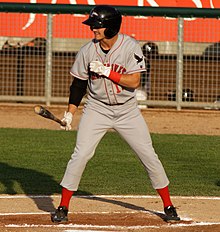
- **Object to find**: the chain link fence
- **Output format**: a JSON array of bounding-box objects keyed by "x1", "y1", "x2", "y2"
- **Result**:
[{"x1": 0, "y1": 3, "x2": 220, "y2": 110}]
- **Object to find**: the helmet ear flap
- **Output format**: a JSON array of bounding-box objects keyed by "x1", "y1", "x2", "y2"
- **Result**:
[
  {"x1": 104, "y1": 28, "x2": 117, "y2": 39},
  {"x1": 103, "y1": 14, "x2": 122, "y2": 38}
]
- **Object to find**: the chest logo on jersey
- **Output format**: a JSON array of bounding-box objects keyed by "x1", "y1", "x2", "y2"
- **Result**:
[{"x1": 111, "y1": 63, "x2": 126, "y2": 74}]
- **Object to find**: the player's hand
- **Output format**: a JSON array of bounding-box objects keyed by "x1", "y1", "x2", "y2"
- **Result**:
[
  {"x1": 90, "y1": 61, "x2": 111, "y2": 77},
  {"x1": 60, "y1": 111, "x2": 72, "y2": 131}
]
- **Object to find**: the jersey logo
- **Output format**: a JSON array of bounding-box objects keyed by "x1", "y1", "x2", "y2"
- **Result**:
[{"x1": 134, "y1": 53, "x2": 143, "y2": 64}]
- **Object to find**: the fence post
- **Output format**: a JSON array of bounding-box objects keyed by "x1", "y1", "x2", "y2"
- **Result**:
[
  {"x1": 45, "y1": 13, "x2": 53, "y2": 106},
  {"x1": 176, "y1": 17, "x2": 184, "y2": 110}
]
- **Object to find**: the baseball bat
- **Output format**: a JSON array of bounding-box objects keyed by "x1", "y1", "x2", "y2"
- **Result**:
[{"x1": 34, "y1": 105, "x2": 66, "y2": 126}]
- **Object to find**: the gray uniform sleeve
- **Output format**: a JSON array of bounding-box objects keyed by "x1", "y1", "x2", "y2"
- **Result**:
[
  {"x1": 126, "y1": 42, "x2": 146, "y2": 74},
  {"x1": 70, "y1": 47, "x2": 89, "y2": 80}
]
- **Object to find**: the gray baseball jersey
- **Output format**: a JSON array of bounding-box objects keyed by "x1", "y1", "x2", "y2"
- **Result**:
[
  {"x1": 70, "y1": 33, "x2": 146, "y2": 105},
  {"x1": 60, "y1": 33, "x2": 169, "y2": 191}
]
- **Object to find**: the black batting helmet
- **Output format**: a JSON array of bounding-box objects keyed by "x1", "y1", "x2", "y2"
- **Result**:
[{"x1": 82, "y1": 5, "x2": 122, "y2": 39}]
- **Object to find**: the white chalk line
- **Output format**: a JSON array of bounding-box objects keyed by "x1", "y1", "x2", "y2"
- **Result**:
[
  {"x1": 1, "y1": 210, "x2": 220, "y2": 230},
  {"x1": 0, "y1": 194, "x2": 220, "y2": 200},
  {"x1": 4, "y1": 221, "x2": 220, "y2": 230}
]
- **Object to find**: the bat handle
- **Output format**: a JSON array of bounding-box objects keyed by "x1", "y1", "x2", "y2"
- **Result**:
[{"x1": 60, "y1": 120, "x2": 67, "y2": 127}]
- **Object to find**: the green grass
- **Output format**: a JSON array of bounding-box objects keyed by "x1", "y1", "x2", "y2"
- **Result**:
[{"x1": 0, "y1": 128, "x2": 219, "y2": 196}]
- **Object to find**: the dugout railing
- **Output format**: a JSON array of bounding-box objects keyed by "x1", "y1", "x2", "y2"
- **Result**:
[{"x1": 0, "y1": 3, "x2": 220, "y2": 110}]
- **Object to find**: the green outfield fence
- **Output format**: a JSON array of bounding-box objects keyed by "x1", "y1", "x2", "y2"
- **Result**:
[{"x1": 0, "y1": 3, "x2": 220, "y2": 110}]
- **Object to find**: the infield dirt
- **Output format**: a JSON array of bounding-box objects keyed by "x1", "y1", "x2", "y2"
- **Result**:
[
  {"x1": 0, "y1": 104, "x2": 219, "y2": 232},
  {"x1": 0, "y1": 195, "x2": 220, "y2": 232},
  {"x1": 0, "y1": 103, "x2": 220, "y2": 135}
]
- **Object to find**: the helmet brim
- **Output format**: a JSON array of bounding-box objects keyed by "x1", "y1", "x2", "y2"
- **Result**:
[{"x1": 82, "y1": 17, "x2": 103, "y2": 28}]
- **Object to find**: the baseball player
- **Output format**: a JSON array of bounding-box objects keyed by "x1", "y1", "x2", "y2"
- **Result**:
[{"x1": 51, "y1": 5, "x2": 180, "y2": 223}]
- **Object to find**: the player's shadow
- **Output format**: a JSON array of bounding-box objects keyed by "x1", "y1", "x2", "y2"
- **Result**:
[
  {"x1": 216, "y1": 180, "x2": 220, "y2": 187},
  {"x1": 0, "y1": 162, "x2": 60, "y2": 212},
  {"x1": 78, "y1": 195, "x2": 166, "y2": 221}
]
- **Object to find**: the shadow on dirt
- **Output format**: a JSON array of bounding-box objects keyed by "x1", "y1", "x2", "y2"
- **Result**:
[{"x1": 78, "y1": 195, "x2": 167, "y2": 221}]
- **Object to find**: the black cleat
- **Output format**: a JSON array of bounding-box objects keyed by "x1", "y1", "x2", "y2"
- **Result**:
[
  {"x1": 51, "y1": 206, "x2": 68, "y2": 223},
  {"x1": 164, "y1": 206, "x2": 180, "y2": 222}
]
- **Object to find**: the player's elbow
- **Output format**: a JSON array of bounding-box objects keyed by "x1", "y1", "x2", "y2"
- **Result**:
[
  {"x1": 121, "y1": 73, "x2": 140, "y2": 89},
  {"x1": 131, "y1": 76, "x2": 141, "y2": 89},
  {"x1": 133, "y1": 79, "x2": 141, "y2": 89}
]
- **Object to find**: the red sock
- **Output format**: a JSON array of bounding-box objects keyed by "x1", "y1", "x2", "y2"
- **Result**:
[
  {"x1": 59, "y1": 187, "x2": 74, "y2": 209},
  {"x1": 156, "y1": 186, "x2": 173, "y2": 208}
]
